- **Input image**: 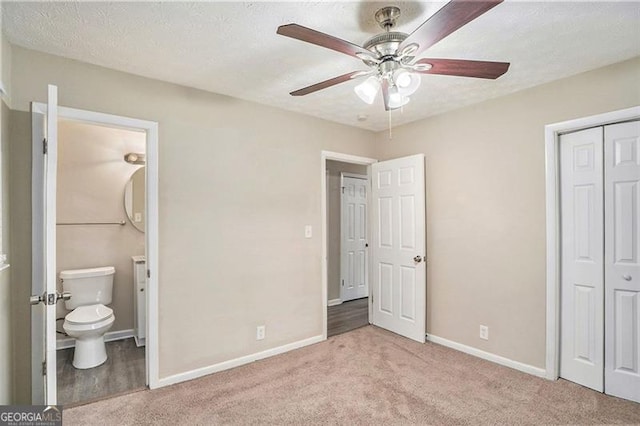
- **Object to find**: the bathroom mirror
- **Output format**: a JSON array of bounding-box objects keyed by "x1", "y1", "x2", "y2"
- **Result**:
[{"x1": 124, "y1": 167, "x2": 145, "y2": 233}]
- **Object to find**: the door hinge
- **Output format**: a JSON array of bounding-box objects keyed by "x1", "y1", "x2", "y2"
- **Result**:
[
  {"x1": 371, "y1": 293, "x2": 373, "y2": 303},
  {"x1": 43, "y1": 138, "x2": 47, "y2": 155},
  {"x1": 341, "y1": 279, "x2": 344, "y2": 287},
  {"x1": 42, "y1": 361, "x2": 46, "y2": 376},
  {"x1": 341, "y1": 186, "x2": 345, "y2": 194},
  {"x1": 147, "y1": 269, "x2": 150, "y2": 278}
]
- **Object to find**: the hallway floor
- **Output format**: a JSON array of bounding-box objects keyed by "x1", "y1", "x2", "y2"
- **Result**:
[{"x1": 327, "y1": 297, "x2": 369, "y2": 337}]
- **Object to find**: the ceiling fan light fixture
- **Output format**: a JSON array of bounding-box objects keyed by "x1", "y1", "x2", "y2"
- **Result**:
[
  {"x1": 388, "y1": 87, "x2": 410, "y2": 110},
  {"x1": 393, "y1": 69, "x2": 421, "y2": 96},
  {"x1": 354, "y1": 76, "x2": 380, "y2": 105}
]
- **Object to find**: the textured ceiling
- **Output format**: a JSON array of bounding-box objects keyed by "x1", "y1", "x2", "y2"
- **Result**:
[{"x1": 3, "y1": 1, "x2": 640, "y2": 131}]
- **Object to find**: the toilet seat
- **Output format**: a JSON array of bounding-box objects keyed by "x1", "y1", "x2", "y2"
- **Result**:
[
  {"x1": 65, "y1": 304, "x2": 113, "y2": 326},
  {"x1": 62, "y1": 304, "x2": 115, "y2": 369}
]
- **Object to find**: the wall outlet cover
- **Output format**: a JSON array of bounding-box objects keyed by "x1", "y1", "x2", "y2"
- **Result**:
[
  {"x1": 256, "y1": 325, "x2": 266, "y2": 340},
  {"x1": 479, "y1": 325, "x2": 489, "y2": 340}
]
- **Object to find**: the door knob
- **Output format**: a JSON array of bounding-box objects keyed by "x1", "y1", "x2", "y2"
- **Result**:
[
  {"x1": 30, "y1": 292, "x2": 71, "y2": 306},
  {"x1": 413, "y1": 256, "x2": 423, "y2": 263},
  {"x1": 57, "y1": 291, "x2": 72, "y2": 302},
  {"x1": 30, "y1": 293, "x2": 45, "y2": 306},
  {"x1": 623, "y1": 275, "x2": 632, "y2": 281}
]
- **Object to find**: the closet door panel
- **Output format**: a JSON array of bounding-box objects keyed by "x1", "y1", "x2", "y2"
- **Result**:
[
  {"x1": 605, "y1": 120, "x2": 640, "y2": 403},
  {"x1": 560, "y1": 127, "x2": 604, "y2": 392}
]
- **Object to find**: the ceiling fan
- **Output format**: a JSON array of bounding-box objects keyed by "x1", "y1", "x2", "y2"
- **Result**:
[{"x1": 277, "y1": 0, "x2": 510, "y2": 111}]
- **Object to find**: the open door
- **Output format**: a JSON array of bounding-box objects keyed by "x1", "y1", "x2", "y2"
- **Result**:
[
  {"x1": 371, "y1": 154, "x2": 426, "y2": 343},
  {"x1": 30, "y1": 85, "x2": 59, "y2": 404}
]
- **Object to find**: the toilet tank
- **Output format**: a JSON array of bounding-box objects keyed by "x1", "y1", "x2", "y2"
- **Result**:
[{"x1": 60, "y1": 266, "x2": 115, "y2": 310}]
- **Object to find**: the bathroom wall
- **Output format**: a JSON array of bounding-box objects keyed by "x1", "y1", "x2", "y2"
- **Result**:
[
  {"x1": 326, "y1": 161, "x2": 368, "y2": 302},
  {"x1": 56, "y1": 120, "x2": 145, "y2": 336}
]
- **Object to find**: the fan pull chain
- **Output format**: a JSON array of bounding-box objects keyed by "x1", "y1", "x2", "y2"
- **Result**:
[{"x1": 388, "y1": 109, "x2": 393, "y2": 139}]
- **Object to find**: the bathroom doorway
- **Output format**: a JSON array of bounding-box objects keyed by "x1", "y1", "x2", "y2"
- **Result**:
[
  {"x1": 30, "y1": 86, "x2": 159, "y2": 406},
  {"x1": 54, "y1": 120, "x2": 146, "y2": 405}
]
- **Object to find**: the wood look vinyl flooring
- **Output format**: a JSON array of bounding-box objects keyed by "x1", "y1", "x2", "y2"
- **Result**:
[
  {"x1": 327, "y1": 297, "x2": 369, "y2": 337},
  {"x1": 57, "y1": 338, "x2": 146, "y2": 407}
]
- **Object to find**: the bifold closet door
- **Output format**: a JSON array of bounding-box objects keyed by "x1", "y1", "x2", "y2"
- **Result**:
[
  {"x1": 560, "y1": 127, "x2": 605, "y2": 392},
  {"x1": 604, "y1": 120, "x2": 640, "y2": 403}
]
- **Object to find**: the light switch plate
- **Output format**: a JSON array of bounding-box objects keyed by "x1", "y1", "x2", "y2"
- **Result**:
[
  {"x1": 305, "y1": 225, "x2": 312, "y2": 238},
  {"x1": 134, "y1": 213, "x2": 142, "y2": 222}
]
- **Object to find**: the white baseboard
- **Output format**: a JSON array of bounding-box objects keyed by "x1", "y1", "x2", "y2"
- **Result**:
[
  {"x1": 56, "y1": 328, "x2": 135, "y2": 350},
  {"x1": 426, "y1": 334, "x2": 547, "y2": 379},
  {"x1": 327, "y1": 298, "x2": 342, "y2": 307},
  {"x1": 157, "y1": 334, "x2": 324, "y2": 388}
]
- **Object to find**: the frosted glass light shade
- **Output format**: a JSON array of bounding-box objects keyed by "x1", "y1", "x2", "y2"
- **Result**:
[
  {"x1": 354, "y1": 76, "x2": 380, "y2": 104},
  {"x1": 388, "y1": 87, "x2": 410, "y2": 109},
  {"x1": 393, "y1": 69, "x2": 421, "y2": 96}
]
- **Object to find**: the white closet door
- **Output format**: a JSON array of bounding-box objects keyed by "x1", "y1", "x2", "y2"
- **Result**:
[
  {"x1": 560, "y1": 127, "x2": 604, "y2": 392},
  {"x1": 340, "y1": 175, "x2": 368, "y2": 302},
  {"x1": 604, "y1": 120, "x2": 640, "y2": 403}
]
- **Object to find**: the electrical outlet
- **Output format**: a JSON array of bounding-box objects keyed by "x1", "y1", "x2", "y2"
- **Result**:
[
  {"x1": 479, "y1": 325, "x2": 489, "y2": 340},
  {"x1": 305, "y1": 225, "x2": 312, "y2": 238},
  {"x1": 256, "y1": 325, "x2": 266, "y2": 340}
]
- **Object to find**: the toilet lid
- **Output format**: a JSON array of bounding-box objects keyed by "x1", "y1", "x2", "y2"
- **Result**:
[{"x1": 66, "y1": 304, "x2": 113, "y2": 325}]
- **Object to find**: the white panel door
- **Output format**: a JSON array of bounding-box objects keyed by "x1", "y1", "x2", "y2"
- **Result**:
[
  {"x1": 340, "y1": 175, "x2": 368, "y2": 302},
  {"x1": 604, "y1": 120, "x2": 640, "y2": 403},
  {"x1": 560, "y1": 127, "x2": 604, "y2": 392},
  {"x1": 371, "y1": 154, "x2": 426, "y2": 343},
  {"x1": 30, "y1": 85, "x2": 59, "y2": 404}
]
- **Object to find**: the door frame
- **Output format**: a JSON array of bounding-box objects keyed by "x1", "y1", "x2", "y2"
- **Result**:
[
  {"x1": 544, "y1": 105, "x2": 640, "y2": 381},
  {"x1": 31, "y1": 103, "x2": 161, "y2": 391},
  {"x1": 339, "y1": 172, "x2": 368, "y2": 303},
  {"x1": 321, "y1": 151, "x2": 377, "y2": 340}
]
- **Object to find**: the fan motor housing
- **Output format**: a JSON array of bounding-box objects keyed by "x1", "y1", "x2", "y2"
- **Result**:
[{"x1": 363, "y1": 32, "x2": 408, "y2": 57}]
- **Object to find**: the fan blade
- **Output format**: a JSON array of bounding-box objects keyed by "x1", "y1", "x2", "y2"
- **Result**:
[
  {"x1": 381, "y1": 79, "x2": 391, "y2": 111},
  {"x1": 277, "y1": 23, "x2": 372, "y2": 59},
  {"x1": 399, "y1": 0, "x2": 503, "y2": 57},
  {"x1": 290, "y1": 71, "x2": 367, "y2": 96},
  {"x1": 415, "y1": 58, "x2": 510, "y2": 79}
]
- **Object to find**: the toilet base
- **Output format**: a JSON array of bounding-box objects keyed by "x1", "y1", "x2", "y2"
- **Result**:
[{"x1": 72, "y1": 336, "x2": 108, "y2": 369}]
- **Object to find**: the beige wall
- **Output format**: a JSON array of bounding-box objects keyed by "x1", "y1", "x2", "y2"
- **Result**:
[
  {"x1": 375, "y1": 56, "x2": 640, "y2": 368},
  {"x1": 0, "y1": 99, "x2": 11, "y2": 404},
  {"x1": 56, "y1": 120, "x2": 145, "y2": 335},
  {"x1": 130, "y1": 167, "x2": 145, "y2": 230},
  {"x1": 326, "y1": 160, "x2": 367, "y2": 301},
  {"x1": 9, "y1": 109, "x2": 30, "y2": 403},
  {"x1": 8, "y1": 46, "x2": 376, "y2": 401},
  {"x1": 0, "y1": 21, "x2": 12, "y2": 403}
]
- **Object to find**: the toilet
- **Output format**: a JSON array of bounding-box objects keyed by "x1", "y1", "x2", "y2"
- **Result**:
[{"x1": 61, "y1": 266, "x2": 116, "y2": 369}]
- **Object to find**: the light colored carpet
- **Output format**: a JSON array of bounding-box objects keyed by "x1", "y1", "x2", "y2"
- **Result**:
[{"x1": 66, "y1": 326, "x2": 640, "y2": 425}]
